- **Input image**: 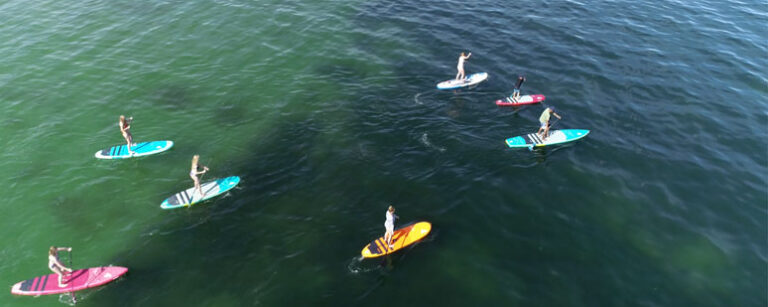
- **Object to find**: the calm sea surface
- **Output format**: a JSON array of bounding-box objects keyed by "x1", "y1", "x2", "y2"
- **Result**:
[{"x1": 0, "y1": 0, "x2": 765, "y2": 306}]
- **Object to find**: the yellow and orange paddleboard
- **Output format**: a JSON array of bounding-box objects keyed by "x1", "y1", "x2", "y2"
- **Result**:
[{"x1": 361, "y1": 221, "x2": 432, "y2": 258}]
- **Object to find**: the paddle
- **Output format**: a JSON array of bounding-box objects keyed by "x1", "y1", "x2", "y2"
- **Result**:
[
  {"x1": 67, "y1": 249, "x2": 77, "y2": 305},
  {"x1": 200, "y1": 158, "x2": 211, "y2": 188},
  {"x1": 549, "y1": 118, "x2": 561, "y2": 130},
  {"x1": 193, "y1": 159, "x2": 211, "y2": 203}
]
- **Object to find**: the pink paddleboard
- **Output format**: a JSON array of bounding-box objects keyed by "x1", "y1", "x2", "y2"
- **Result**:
[
  {"x1": 495, "y1": 94, "x2": 546, "y2": 106},
  {"x1": 11, "y1": 266, "x2": 127, "y2": 296}
]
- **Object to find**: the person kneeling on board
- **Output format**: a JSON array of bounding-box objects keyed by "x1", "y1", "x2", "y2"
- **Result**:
[
  {"x1": 537, "y1": 107, "x2": 561, "y2": 140},
  {"x1": 48, "y1": 246, "x2": 72, "y2": 287},
  {"x1": 384, "y1": 206, "x2": 399, "y2": 249},
  {"x1": 507, "y1": 75, "x2": 526, "y2": 102},
  {"x1": 190, "y1": 155, "x2": 209, "y2": 198}
]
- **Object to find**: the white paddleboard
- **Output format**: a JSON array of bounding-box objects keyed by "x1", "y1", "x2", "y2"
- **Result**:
[{"x1": 436, "y1": 72, "x2": 488, "y2": 90}]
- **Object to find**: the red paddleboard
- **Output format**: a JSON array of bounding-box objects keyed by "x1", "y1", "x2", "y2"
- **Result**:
[
  {"x1": 495, "y1": 94, "x2": 545, "y2": 106},
  {"x1": 11, "y1": 266, "x2": 127, "y2": 296}
]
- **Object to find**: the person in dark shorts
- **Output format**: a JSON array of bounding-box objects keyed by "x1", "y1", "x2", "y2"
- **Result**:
[{"x1": 508, "y1": 75, "x2": 526, "y2": 102}]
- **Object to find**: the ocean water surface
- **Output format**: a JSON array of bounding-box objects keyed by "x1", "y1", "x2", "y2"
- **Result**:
[{"x1": 0, "y1": 0, "x2": 765, "y2": 306}]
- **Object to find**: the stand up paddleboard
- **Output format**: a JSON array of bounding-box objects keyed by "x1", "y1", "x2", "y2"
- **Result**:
[
  {"x1": 160, "y1": 176, "x2": 241, "y2": 209},
  {"x1": 94, "y1": 141, "x2": 173, "y2": 159},
  {"x1": 361, "y1": 221, "x2": 431, "y2": 258},
  {"x1": 436, "y1": 72, "x2": 488, "y2": 90},
  {"x1": 11, "y1": 266, "x2": 128, "y2": 296},
  {"x1": 505, "y1": 129, "x2": 590, "y2": 149},
  {"x1": 495, "y1": 94, "x2": 546, "y2": 106}
]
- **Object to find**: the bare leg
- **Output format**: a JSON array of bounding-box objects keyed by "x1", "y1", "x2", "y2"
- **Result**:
[
  {"x1": 194, "y1": 177, "x2": 205, "y2": 198},
  {"x1": 456, "y1": 68, "x2": 466, "y2": 80},
  {"x1": 51, "y1": 267, "x2": 67, "y2": 287},
  {"x1": 57, "y1": 263, "x2": 72, "y2": 273},
  {"x1": 123, "y1": 133, "x2": 134, "y2": 154}
]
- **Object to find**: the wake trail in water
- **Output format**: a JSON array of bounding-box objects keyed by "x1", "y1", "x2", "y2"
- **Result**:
[
  {"x1": 346, "y1": 256, "x2": 381, "y2": 274},
  {"x1": 413, "y1": 90, "x2": 435, "y2": 105},
  {"x1": 419, "y1": 132, "x2": 446, "y2": 152}
]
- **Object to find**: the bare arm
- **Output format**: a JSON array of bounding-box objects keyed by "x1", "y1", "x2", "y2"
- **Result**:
[
  {"x1": 56, "y1": 247, "x2": 72, "y2": 252},
  {"x1": 554, "y1": 112, "x2": 562, "y2": 119}
]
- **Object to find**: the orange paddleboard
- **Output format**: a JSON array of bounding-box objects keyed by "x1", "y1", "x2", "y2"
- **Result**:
[{"x1": 361, "y1": 222, "x2": 432, "y2": 258}]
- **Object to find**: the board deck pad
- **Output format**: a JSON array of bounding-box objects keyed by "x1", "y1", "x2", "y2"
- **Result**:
[
  {"x1": 505, "y1": 129, "x2": 590, "y2": 148},
  {"x1": 11, "y1": 266, "x2": 128, "y2": 296},
  {"x1": 495, "y1": 94, "x2": 546, "y2": 106},
  {"x1": 361, "y1": 222, "x2": 432, "y2": 258},
  {"x1": 94, "y1": 140, "x2": 173, "y2": 159},
  {"x1": 160, "y1": 176, "x2": 241, "y2": 209},
  {"x1": 436, "y1": 72, "x2": 488, "y2": 90}
]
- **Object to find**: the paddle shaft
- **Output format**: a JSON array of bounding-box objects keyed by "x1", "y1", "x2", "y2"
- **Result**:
[
  {"x1": 549, "y1": 118, "x2": 560, "y2": 129},
  {"x1": 200, "y1": 159, "x2": 211, "y2": 183},
  {"x1": 68, "y1": 250, "x2": 77, "y2": 304}
]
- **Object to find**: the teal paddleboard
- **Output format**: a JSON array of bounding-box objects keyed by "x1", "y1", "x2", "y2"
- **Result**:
[
  {"x1": 505, "y1": 129, "x2": 590, "y2": 149},
  {"x1": 94, "y1": 141, "x2": 173, "y2": 159},
  {"x1": 436, "y1": 72, "x2": 488, "y2": 90},
  {"x1": 160, "y1": 176, "x2": 240, "y2": 209}
]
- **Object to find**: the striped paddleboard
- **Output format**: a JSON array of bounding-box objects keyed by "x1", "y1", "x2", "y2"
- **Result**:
[
  {"x1": 160, "y1": 176, "x2": 241, "y2": 209},
  {"x1": 11, "y1": 266, "x2": 128, "y2": 296},
  {"x1": 505, "y1": 129, "x2": 590, "y2": 149},
  {"x1": 495, "y1": 94, "x2": 546, "y2": 106},
  {"x1": 436, "y1": 72, "x2": 488, "y2": 90},
  {"x1": 361, "y1": 222, "x2": 432, "y2": 258},
  {"x1": 94, "y1": 141, "x2": 173, "y2": 159}
]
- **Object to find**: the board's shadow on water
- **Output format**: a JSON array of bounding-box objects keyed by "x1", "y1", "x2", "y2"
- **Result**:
[{"x1": 83, "y1": 117, "x2": 333, "y2": 305}]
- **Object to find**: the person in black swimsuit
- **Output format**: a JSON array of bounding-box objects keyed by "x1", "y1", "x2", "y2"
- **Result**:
[{"x1": 508, "y1": 75, "x2": 526, "y2": 102}]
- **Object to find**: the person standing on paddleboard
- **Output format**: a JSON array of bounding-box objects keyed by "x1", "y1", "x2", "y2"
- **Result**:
[
  {"x1": 190, "y1": 155, "x2": 209, "y2": 198},
  {"x1": 48, "y1": 246, "x2": 72, "y2": 287},
  {"x1": 537, "y1": 107, "x2": 561, "y2": 139},
  {"x1": 384, "y1": 206, "x2": 398, "y2": 249},
  {"x1": 509, "y1": 76, "x2": 526, "y2": 102},
  {"x1": 119, "y1": 115, "x2": 134, "y2": 155},
  {"x1": 455, "y1": 52, "x2": 472, "y2": 80}
]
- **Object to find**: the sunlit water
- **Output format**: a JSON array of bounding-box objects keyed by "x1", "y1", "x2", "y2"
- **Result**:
[{"x1": 1, "y1": 0, "x2": 765, "y2": 306}]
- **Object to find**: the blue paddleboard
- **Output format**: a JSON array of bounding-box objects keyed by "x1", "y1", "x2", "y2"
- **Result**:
[
  {"x1": 160, "y1": 176, "x2": 241, "y2": 209},
  {"x1": 436, "y1": 72, "x2": 488, "y2": 90},
  {"x1": 94, "y1": 141, "x2": 174, "y2": 159},
  {"x1": 505, "y1": 129, "x2": 590, "y2": 149}
]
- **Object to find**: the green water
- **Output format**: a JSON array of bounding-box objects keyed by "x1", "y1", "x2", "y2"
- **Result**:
[{"x1": 1, "y1": 0, "x2": 766, "y2": 306}]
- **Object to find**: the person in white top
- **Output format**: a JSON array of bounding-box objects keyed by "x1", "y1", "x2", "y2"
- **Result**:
[
  {"x1": 455, "y1": 52, "x2": 472, "y2": 80},
  {"x1": 48, "y1": 246, "x2": 72, "y2": 287},
  {"x1": 384, "y1": 205, "x2": 398, "y2": 249}
]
